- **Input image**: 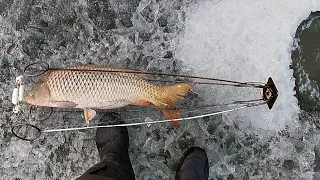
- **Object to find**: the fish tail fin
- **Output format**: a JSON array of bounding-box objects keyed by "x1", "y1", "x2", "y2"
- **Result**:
[
  {"x1": 161, "y1": 82, "x2": 195, "y2": 106},
  {"x1": 156, "y1": 82, "x2": 194, "y2": 126}
]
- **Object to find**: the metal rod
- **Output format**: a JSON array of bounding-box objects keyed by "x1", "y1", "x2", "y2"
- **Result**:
[
  {"x1": 28, "y1": 99, "x2": 266, "y2": 122},
  {"x1": 23, "y1": 62, "x2": 266, "y2": 88},
  {"x1": 47, "y1": 67, "x2": 266, "y2": 88},
  {"x1": 42, "y1": 105, "x2": 250, "y2": 133},
  {"x1": 148, "y1": 79, "x2": 265, "y2": 88}
]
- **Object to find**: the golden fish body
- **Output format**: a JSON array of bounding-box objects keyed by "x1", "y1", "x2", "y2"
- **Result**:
[
  {"x1": 25, "y1": 65, "x2": 194, "y2": 126},
  {"x1": 43, "y1": 66, "x2": 157, "y2": 109}
]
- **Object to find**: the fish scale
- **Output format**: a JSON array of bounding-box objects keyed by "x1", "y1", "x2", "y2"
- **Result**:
[{"x1": 46, "y1": 69, "x2": 148, "y2": 108}]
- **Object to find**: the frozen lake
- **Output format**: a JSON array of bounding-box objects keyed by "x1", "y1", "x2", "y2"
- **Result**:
[{"x1": 1, "y1": 0, "x2": 320, "y2": 179}]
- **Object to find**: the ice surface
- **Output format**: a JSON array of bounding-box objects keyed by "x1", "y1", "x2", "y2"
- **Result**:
[
  {"x1": 175, "y1": 0, "x2": 320, "y2": 132},
  {"x1": 174, "y1": 2, "x2": 320, "y2": 178},
  {"x1": 1, "y1": 0, "x2": 320, "y2": 179}
]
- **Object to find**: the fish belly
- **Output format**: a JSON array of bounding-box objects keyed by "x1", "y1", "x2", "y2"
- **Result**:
[{"x1": 76, "y1": 99, "x2": 131, "y2": 109}]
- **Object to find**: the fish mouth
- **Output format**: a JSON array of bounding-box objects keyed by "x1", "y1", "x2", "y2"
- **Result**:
[{"x1": 24, "y1": 94, "x2": 31, "y2": 104}]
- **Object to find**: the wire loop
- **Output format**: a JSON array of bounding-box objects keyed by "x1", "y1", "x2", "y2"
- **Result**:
[
  {"x1": 11, "y1": 124, "x2": 42, "y2": 141},
  {"x1": 23, "y1": 61, "x2": 49, "y2": 77}
]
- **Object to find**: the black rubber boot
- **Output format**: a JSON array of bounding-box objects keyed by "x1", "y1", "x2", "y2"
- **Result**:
[
  {"x1": 95, "y1": 112, "x2": 129, "y2": 161},
  {"x1": 80, "y1": 112, "x2": 135, "y2": 180},
  {"x1": 175, "y1": 147, "x2": 209, "y2": 180}
]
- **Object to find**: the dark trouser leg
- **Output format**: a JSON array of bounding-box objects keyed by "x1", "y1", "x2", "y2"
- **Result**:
[{"x1": 83, "y1": 141, "x2": 135, "y2": 179}]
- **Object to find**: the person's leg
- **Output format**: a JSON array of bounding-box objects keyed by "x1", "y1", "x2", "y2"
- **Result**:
[
  {"x1": 175, "y1": 147, "x2": 209, "y2": 180},
  {"x1": 77, "y1": 112, "x2": 135, "y2": 180}
]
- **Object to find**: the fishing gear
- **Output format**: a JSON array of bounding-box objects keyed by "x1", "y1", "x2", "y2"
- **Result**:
[
  {"x1": 263, "y1": 77, "x2": 278, "y2": 109},
  {"x1": 12, "y1": 104, "x2": 258, "y2": 141},
  {"x1": 24, "y1": 61, "x2": 267, "y2": 88},
  {"x1": 11, "y1": 75, "x2": 25, "y2": 113},
  {"x1": 25, "y1": 98, "x2": 266, "y2": 122},
  {"x1": 11, "y1": 61, "x2": 278, "y2": 141},
  {"x1": 22, "y1": 61, "x2": 278, "y2": 107}
]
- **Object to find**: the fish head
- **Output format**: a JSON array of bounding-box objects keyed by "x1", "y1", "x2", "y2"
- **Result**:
[{"x1": 25, "y1": 82, "x2": 51, "y2": 106}]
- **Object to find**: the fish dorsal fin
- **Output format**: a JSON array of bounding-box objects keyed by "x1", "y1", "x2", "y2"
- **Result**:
[{"x1": 62, "y1": 65, "x2": 148, "y2": 80}]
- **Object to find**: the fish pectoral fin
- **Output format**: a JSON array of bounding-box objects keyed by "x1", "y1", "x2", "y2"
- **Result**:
[
  {"x1": 131, "y1": 99, "x2": 150, "y2": 105},
  {"x1": 161, "y1": 108, "x2": 180, "y2": 126},
  {"x1": 52, "y1": 101, "x2": 77, "y2": 108},
  {"x1": 83, "y1": 109, "x2": 96, "y2": 127}
]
